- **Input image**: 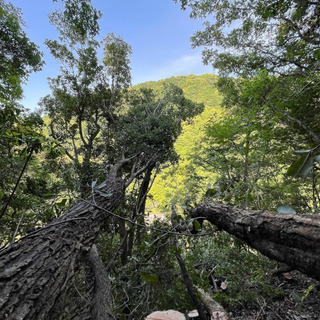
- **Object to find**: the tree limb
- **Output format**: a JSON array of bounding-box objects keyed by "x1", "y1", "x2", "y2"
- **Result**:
[
  {"x1": 272, "y1": 105, "x2": 320, "y2": 143},
  {"x1": 88, "y1": 244, "x2": 115, "y2": 320},
  {"x1": 192, "y1": 202, "x2": 320, "y2": 280}
]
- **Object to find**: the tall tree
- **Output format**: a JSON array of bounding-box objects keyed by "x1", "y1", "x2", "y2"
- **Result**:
[
  {"x1": 0, "y1": 83, "x2": 204, "y2": 320},
  {"x1": 175, "y1": 0, "x2": 320, "y2": 77},
  {"x1": 0, "y1": 0, "x2": 50, "y2": 244},
  {"x1": 175, "y1": 0, "x2": 320, "y2": 210},
  {"x1": 41, "y1": 0, "x2": 132, "y2": 197},
  {"x1": 174, "y1": 0, "x2": 320, "y2": 132},
  {"x1": 0, "y1": 2, "x2": 205, "y2": 316}
]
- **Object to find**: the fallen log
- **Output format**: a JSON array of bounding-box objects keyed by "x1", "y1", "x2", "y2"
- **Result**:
[{"x1": 192, "y1": 203, "x2": 320, "y2": 281}]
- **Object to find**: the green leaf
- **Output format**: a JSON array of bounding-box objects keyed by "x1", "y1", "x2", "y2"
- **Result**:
[
  {"x1": 287, "y1": 153, "x2": 313, "y2": 178},
  {"x1": 91, "y1": 180, "x2": 97, "y2": 189},
  {"x1": 96, "y1": 190, "x2": 112, "y2": 197},
  {"x1": 42, "y1": 193, "x2": 56, "y2": 199},
  {"x1": 173, "y1": 214, "x2": 183, "y2": 222},
  {"x1": 193, "y1": 220, "x2": 202, "y2": 231},
  {"x1": 294, "y1": 149, "x2": 312, "y2": 153},
  {"x1": 302, "y1": 285, "x2": 313, "y2": 301},
  {"x1": 277, "y1": 205, "x2": 296, "y2": 214},
  {"x1": 291, "y1": 291, "x2": 302, "y2": 303},
  {"x1": 314, "y1": 155, "x2": 320, "y2": 163},
  {"x1": 140, "y1": 272, "x2": 159, "y2": 283},
  {"x1": 56, "y1": 198, "x2": 68, "y2": 208},
  {"x1": 247, "y1": 193, "x2": 254, "y2": 202},
  {"x1": 205, "y1": 188, "x2": 217, "y2": 197}
]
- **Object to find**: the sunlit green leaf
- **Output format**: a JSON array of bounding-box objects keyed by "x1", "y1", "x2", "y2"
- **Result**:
[
  {"x1": 193, "y1": 220, "x2": 202, "y2": 231},
  {"x1": 56, "y1": 198, "x2": 68, "y2": 207}
]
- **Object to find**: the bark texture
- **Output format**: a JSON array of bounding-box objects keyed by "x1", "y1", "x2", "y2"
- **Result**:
[
  {"x1": 192, "y1": 203, "x2": 320, "y2": 280},
  {"x1": 0, "y1": 175, "x2": 125, "y2": 320},
  {"x1": 88, "y1": 244, "x2": 115, "y2": 320},
  {"x1": 197, "y1": 288, "x2": 229, "y2": 320}
]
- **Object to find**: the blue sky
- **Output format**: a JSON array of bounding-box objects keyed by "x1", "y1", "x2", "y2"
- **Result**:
[{"x1": 9, "y1": 0, "x2": 213, "y2": 111}]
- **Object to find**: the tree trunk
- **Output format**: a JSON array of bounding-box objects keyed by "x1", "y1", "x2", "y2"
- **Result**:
[
  {"x1": 0, "y1": 174, "x2": 125, "y2": 319},
  {"x1": 88, "y1": 244, "x2": 115, "y2": 320},
  {"x1": 192, "y1": 202, "x2": 320, "y2": 281}
]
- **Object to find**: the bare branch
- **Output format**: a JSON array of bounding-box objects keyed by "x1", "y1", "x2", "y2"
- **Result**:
[
  {"x1": 272, "y1": 105, "x2": 320, "y2": 143},
  {"x1": 124, "y1": 155, "x2": 157, "y2": 188}
]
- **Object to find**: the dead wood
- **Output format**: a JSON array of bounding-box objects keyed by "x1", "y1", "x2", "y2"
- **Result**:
[{"x1": 192, "y1": 202, "x2": 320, "y2": 280}]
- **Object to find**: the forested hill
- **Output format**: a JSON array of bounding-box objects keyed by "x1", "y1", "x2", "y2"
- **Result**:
[
  {"x1": 138, "y1": 72, "x2": 316, "y2": 216},
  {"x1": 135, "y1": 74, "x2": 220, "y2": 108},
  {"x1": 135, "y1": 74, "x2": 223, "y2": 213}
]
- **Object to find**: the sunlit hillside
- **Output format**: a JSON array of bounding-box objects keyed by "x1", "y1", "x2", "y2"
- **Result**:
[{"x1": 135, "y1": 74, "x2": 224, "y2": 213}]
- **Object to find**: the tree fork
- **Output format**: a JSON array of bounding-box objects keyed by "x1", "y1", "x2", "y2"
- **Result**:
[{"x1": 192, "y1": 202, "x2": 320, "y2": 280}]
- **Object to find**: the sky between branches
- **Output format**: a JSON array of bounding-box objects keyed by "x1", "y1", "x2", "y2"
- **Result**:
[{"x1": 9, "y1": 0, "x2": 213, "y2": 111}]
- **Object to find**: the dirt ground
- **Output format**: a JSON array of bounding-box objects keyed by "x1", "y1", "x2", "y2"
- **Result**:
[{"x1": 230, "y1": 270, "x2": 320, "y2": 320}]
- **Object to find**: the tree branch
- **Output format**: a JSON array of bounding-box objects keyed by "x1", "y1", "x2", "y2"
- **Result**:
[
  {"x1": 175, "y1": 240, "x2": 209, "y2": 320},
  {"x1": 0, "y1": 144, "x2": 34, "y2": 220},
  {"x1": 192, "y1": 202, "x2": 320, "y2": 280},
  {"x1": 124, "y1": 155, "x2": 157, "y2": 188},
  {"x1": 88, "y1": 244, "x2": 116, "y2": 320},
  {"x1": 272, "y1": 105, "x2": 320, "y2": 143}
]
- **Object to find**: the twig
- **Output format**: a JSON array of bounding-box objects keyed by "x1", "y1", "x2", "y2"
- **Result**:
[{"x1": 11, "y1": 211, "x2": 25, "y2": 243}]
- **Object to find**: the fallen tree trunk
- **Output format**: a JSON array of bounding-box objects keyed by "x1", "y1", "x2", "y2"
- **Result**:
[
  {"x1": 0, "y1": 171, "x2": 125, "y2": 319},
  {"x1": 192, "y1": 203, "x2": 320, "y2": 281}
]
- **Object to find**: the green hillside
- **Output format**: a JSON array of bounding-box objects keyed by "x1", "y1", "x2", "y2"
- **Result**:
[{"x1": 136, "y1": 74, "x2": 224, "y2": 212}]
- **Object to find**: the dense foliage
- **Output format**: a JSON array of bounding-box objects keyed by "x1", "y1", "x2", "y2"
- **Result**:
[
  {"x1": 176, "y1": 0, "x2": 320, "y2": 76},
  {"x1": 0, "y1": 0, "x2": 52, "y2": 245},
  {"x1": 0, "y1": 0, "x2": 43, "y2": 102},
  {"x1": 174, "y1": 0, "x2": 320, "y2": 213}
]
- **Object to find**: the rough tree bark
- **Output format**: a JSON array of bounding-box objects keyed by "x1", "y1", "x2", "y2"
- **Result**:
[
  {"x1": 88, "y1": 244, "x2": 115, "y2": 320},
  {"x1": 0, "y1": 165, "x2": 125, "y2": 319},
  {"x1": 192, "y1": 202, "x2": 320, "y2": 280}
]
